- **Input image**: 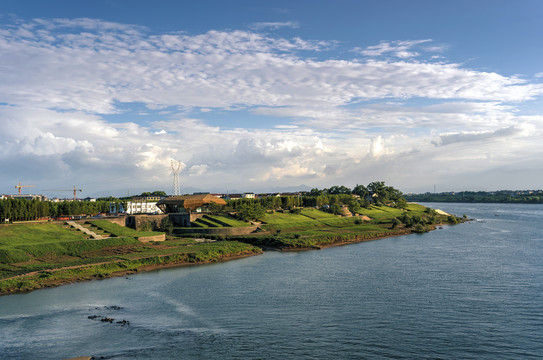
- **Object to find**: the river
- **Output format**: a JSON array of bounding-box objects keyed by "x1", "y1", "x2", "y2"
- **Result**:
[{"x1": 1, "y1": 203, "x2": 542, "y2": 359}]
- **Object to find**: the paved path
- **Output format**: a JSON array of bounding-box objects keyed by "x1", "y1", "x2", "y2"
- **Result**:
[{"x1": 66, "y1": 221, "x2": 104, "y2": 239}]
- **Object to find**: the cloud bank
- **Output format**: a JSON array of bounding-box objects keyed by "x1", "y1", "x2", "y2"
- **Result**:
[{"x1": 1, "y1": 17, "x2": 542, "y2": 195}]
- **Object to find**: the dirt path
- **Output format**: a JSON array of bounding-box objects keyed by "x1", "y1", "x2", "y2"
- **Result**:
[{"x1": 2, "y1": 253, "x2": 177, "y2": 281}]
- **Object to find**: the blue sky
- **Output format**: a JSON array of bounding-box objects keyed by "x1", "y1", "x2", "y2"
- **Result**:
[{"x1": 1, "y1": 0, "x2": 542, "y2": 197}]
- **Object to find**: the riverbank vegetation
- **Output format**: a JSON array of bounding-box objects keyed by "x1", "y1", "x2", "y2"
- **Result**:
[
  {"x1": 0, "y1": 182, "x2": 466, "y2": 295},
  {"x1": 193, "y1": 203, "x2": 461, "y2": 249},
  {"x1": 0, "y1": 222, "x2": 261, "y2": 295}
]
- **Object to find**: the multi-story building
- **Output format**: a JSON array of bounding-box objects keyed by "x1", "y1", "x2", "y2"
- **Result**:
[{"x1": 125, "y1": 198, "x2": 163, "y2": 214}]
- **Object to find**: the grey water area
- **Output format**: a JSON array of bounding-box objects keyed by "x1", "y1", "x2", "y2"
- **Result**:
[{"x1": 1, "y1": 203, "x2": 542, "y2": 359}]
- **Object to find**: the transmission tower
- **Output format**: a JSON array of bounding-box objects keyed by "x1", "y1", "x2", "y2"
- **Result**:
[{"x1": 170, "y1": 160, "x2": 184, "y2": 196}]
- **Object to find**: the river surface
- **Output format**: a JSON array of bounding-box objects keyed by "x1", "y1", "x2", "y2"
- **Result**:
[{"x1": 1, "y1": 203, "x2": 542, "y2": 359}]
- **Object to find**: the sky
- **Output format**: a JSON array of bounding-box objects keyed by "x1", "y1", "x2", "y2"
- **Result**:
[{"x1": 1, "y1": 0, "x2": 542, "y2": 198}]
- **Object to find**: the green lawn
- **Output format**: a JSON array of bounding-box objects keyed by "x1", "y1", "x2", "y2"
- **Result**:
[
  {"x1": 88, "y1": 220, "x2": 164, "y2": 238},
  {"x1": 0, "y1": 223, "x2": 87, "y2": 247},
  {"x1": 299, "y1": 208, "x2": 338, "y2": 220},
  {"x1": 0, "y1": 221, "x2": 261, "y2": 293},
  {"x1": 205, "y1": 214, "x2": 253, "y2": 227},
  {"x1": 0, "y1": 239, "x2": 262, "y2": 294}
]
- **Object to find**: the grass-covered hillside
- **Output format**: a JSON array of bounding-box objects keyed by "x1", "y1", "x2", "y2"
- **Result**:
[
  {"x1": 0, "y1": 201, "x2": 463, "y2": 295},
  {"x1": 0, "y1": 221, "x2": 261, "y2": 295},
  {"x1": 189, "y1": 214, "x2": 253, "y2": 228},
  {"x1": 88, "y1": 220, "x2": 164, "y2": 238},
  {"x1": 215, "y1": 203, "x2": 462, "y2": 249}
]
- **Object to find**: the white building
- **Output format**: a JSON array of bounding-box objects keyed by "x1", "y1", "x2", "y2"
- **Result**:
[
  {"x1": 125, "y1": 200, "x2": 163, "y2": 214},
  {"x1": 242, "y1": 192, "x2": 256, "y2": 199}
]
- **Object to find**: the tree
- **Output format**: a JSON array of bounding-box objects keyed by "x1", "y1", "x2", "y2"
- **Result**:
[
  {"x1": 348, "y1": 199, "x2": 362, "y2": 214},
  {"x1": 330, "y1": 203, "x2": 341, "y2": 215},
  {"x1": 309, "y1": 188, "x2": 324, "y2": 196},
  {"x1": 236, "y1": 203, "x2": 265, "y2": 222},
  {"x1": 368, "y1": 181, "x2": 387, "y2": 205},
  {"x1": 328, "y1": 185, "x2": 352, "y2": 195},
  {"x1": 151, "y1": 191, "x2": 167, "y2": 197},
  {"x1": 352, "y1": 184, "x2": 369, "y2": 198},
  {"x1": 158, "y1": 216, "x2": 174, "y2": 234},
  {"x1": 399, "y1": 212, "x2": 413, "y2": 227}
]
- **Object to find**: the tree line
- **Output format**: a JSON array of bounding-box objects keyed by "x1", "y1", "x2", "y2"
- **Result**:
[
  {"x1": 405, "y1": 190, "x2": 543, "y2": 204},
  {"x1": 0, "y1": 198, "x2": 110, "y2": 222},
  {"x1": 223, "y1": 181, "x2": 407, "y2": 221}
]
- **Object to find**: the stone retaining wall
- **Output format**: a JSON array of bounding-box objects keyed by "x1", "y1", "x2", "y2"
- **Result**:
[
  {"x1": 173, "y1": 226, "x2": 258, "y2": 236},
  {"x1": 126, "y1": 214, "x2": 169, "y2": 231},
  {"x1": 137, "y1": 234, "x2": 166, "y2": 242},
  {"x1": 100, "y1": 216, "x2": 127, "y2": 227}
]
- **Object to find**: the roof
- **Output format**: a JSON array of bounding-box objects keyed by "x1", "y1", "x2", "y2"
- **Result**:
[{"x1": 156, "y1": 194, "x2": 226, "y2": 213}]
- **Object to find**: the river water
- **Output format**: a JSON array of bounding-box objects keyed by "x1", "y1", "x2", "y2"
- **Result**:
[{"x1": 1, "y1": 203, "x2": 542, "y2": 359}]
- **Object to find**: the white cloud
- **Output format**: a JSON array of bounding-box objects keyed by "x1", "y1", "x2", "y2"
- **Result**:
[
  {"x1": 189, "y1": 164, "x2": 208, "y2": 176},
  {"x1": 369, "y1": 136, "x2": 385, "y2": 157},
  {"x1": 432, "y1": 125, "x2": 531, "y2": 147},
  {"x1": 1, "y1": 18, "x2": 542, "y2": 194},
  {"x1": 250, "y1": 21, "x2": 300, "y2": 30},
  {"x1": 356, "y1": 39, "x2": 432, "y2": 58},
  {"x1": 1, "y1": 21, "x2": 541, "y2": 117}
]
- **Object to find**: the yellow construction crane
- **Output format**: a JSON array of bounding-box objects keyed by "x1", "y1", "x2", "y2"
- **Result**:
[
  {"x1": 15, "y1": 182, "x2": 35, "y2": 195},
  {"x1": 44, "y1": 186, "x2": 83, "y2": 201}
]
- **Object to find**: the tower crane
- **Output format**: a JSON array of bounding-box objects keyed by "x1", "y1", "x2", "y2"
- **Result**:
[
  {"x1": 43, "y1": 186, "x2": 83, "y2": 201},
  {"x1": 15, "y1": 182, "x2": 35, "y2": 195}
]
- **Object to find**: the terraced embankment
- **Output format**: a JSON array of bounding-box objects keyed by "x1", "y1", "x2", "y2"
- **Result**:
[{"x1": 0, "y1": 222, "x2": 261, "y2": 295}]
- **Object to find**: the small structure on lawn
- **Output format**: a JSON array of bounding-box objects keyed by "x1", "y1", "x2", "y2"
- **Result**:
[{"x1": 156, "y1": 194, "x2": 227, "y2": 226}]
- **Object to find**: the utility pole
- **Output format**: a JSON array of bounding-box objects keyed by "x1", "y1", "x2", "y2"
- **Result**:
[{"x1": 170, "y1": 160, "x2": 185, "y2": 196}]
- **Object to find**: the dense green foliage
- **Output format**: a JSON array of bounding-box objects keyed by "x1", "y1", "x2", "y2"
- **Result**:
[
  {"x1": 0, "y1": 198, "x2": 110, "y2": 222},
  {"x1": 406, "y1": 190, "x2": 543, "y2": 203},
  {"x1": 225, "y1": 182, "x2": 408, "y2": 220}
]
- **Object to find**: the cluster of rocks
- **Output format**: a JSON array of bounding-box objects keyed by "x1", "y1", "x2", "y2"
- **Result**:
[
  {"x1": 93, "y1": 305, "x2": 123, "y2": 311},
  {"x1": 88, "y1": 305, "x2": 129, "y2": 326},
  {"x1": 87, "y1": 315, "x2": 130, "y2": 326}
]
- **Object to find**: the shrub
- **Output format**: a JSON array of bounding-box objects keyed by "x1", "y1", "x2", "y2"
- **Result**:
[{"x1": 413, "y1": 224, "x2": 428, "y2": 233}]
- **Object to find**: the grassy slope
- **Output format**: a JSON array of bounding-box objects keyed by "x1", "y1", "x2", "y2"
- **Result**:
[
  {"x1": 188, "y1": 214, "x2": 252, "y2": 228},
  {"x1": 240, "y1": 203, "x2": 453, "y2": 249},
  {"x1": 205, "y1": 214, "x2": 253, "y2": 227},
  {"x1": 0, "y1": 223, "x2": 87, "y2": 246},
  {"x1": 88, "y1": 220, "x2": 163, "y2": 238},
  {"x1": 0, "y1": 222, "x2": 261, "y2": 295}
]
